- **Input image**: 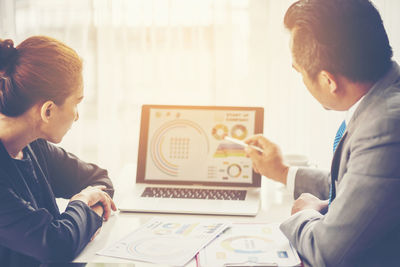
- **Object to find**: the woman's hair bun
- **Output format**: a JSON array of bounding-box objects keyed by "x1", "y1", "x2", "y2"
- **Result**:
[{"x1": 0, "y1": 39, "x2": 18, "y2": 73}]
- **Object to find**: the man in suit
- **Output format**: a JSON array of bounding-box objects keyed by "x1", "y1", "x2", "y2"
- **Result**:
[{"x1": 245, "y1": 0, "x2": 400, "y2": 266}]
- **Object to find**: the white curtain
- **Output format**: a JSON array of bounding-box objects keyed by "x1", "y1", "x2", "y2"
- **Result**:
[
  {"x1": 0, "y1": 0, "x2": 15, "y2": 37},
  {"x1": 2, "y1": 0, "x2": 400, "y2": 179}
]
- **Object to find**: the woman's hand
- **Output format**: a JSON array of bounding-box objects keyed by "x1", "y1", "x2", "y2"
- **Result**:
[
  {"x1": 70, "y1": 185, "x2": 117, "y2": 221},
  {"x1": 90, "y1": 203, "x2": 105, "y2": 218}
]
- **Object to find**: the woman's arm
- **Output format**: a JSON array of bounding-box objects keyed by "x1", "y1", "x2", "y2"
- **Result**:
[
  {"x1": 31, "y1": 139, "x2": 114, "y2": 199},
  {"x1": 0, "y1": 183, "x2": 103, "y2": 262}
]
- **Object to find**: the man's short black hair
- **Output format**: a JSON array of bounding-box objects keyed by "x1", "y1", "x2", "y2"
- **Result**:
[{"x1": 284, "y1": 0, "x2": 393, "y2": 82}]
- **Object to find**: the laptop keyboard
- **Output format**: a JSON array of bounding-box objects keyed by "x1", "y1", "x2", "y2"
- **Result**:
[{"x1": 141, "y1": 187, "x2": 247, "y2": 200}]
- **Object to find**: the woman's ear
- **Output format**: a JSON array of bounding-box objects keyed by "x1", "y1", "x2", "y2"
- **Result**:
[
  {"x1": 40, "y1": 101, "x2": 55, "y2": 123},
  {"x1": 319, "y1": 70, "x2": 339, "y2": 94}
]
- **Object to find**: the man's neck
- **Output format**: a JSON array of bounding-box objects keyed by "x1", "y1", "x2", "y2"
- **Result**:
[{"x1": 341, "y1": 79, "x2": 374, "y2": 111}]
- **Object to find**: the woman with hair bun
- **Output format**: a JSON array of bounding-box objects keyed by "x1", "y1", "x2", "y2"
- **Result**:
[{"x1": 0, "y1": 36, "x2": 116, "y2": 266}]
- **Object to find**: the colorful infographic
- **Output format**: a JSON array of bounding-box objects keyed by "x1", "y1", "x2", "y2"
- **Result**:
[
  {"x1": 145, "y1": 109, "x2": 256, "y2": 183},
  {"x1": 197, "y1": 223, "x2": 301, "y2": 267},
  {"x1": 220, "y1": 235, "x2": 274, "y2": 254},
  {"x1": 231, "y1": 124, "x2": 248, "y2": 140},
  {"x1": 97, "y1": 217, "x2": 230, "y2": 266},
  {"x1": 213, "y1": 143, "x2": 246, "y2": 158},
  {"x1": 212, "y1": 124, "x2": 229, "y2": 140},
  {"x1": 150, "y1": 119, "x2": 209, "y2": 177}
]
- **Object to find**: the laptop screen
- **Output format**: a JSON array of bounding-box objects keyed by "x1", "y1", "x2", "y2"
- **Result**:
[{"x1": 136, "y1": 105, "x2": 264, "y2": 187}]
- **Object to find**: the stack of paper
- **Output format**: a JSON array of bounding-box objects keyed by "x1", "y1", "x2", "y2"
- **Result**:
[{"x1": 97, "y1": 217, "x2": 230, "y2": 266}]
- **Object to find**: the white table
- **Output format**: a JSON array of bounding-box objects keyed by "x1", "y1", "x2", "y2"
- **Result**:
[{"x1": 73, "y1": 164, "x2": 294, "y2": 266}]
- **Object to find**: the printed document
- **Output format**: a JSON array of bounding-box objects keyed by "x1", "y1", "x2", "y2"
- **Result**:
[
  {"x1": 196, "y1": 223, "x2": 301, "y2": 267},
  {"x1": 97, "y1": 217, "x2": 230, "y2": 266}
]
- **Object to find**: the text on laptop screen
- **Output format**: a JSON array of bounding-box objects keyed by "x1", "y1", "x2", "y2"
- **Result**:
[{"x1": 144, "y1": 108, "x2": 256, "y2": 184}]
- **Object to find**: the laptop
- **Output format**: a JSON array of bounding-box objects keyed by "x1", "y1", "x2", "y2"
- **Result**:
[{"x1": 118, "y1": 105, "x2": 264, "y2": 216}]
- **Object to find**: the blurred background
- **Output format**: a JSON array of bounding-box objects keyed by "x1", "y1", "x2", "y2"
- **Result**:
[{"x1": 0, "y1": 0, "x2": 399, "y2": 179}]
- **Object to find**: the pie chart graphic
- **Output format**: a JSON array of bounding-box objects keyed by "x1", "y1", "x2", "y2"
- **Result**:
[
  {"x1": 212, "y1": 124, "x2": 229, "y2": 140},
  {"x1": 150, "y1": 120, "x2": 209, "y2": 176},
  {"x1": 227, "y1": 163, "x2": 242, "y2": 178},
  {"x1": 231, "y1": 124, "x2": 248, "y2": 140}
]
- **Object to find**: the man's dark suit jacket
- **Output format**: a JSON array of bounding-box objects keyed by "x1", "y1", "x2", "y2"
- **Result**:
[{"x1": 0, "y1": 139, "x2": 114, "y2": 267}]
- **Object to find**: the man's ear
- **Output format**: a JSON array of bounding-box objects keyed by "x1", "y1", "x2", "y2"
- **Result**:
[
  {"x1": 40, "y1": 101, "x2": 56, "y2": 123},
  {"x1": 319, "y1": 70, "x2": 338, "y2": 94}
]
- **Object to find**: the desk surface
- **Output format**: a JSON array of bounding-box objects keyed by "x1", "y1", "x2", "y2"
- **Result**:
[{"x1": 73, "y1": 164, "x2": 294, "y2": 266}]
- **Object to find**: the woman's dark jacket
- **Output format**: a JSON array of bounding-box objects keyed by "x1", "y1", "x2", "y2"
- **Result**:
[{"x1": 0, "y1": 139, "x2": 114, "y2": 266}]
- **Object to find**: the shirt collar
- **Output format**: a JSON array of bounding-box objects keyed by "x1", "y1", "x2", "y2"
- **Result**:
[{"x1": 345, "y1": 95, "x2": 365, "y2": 125}]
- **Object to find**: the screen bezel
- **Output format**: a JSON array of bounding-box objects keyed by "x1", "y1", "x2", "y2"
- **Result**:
[{"x1": 136, "y1": 105, "x2": 264, "y2": 187}]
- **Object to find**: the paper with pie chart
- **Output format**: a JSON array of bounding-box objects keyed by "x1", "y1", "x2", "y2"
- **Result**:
[
  {"x1": 197, "y1": 223, "x2": 301, "y2": 267},
  {"x1": 145, "y1": 108, "x2": 256, "y2": 183},
  {"x1": 97, "y1": 217, "x2": 230, "y2": 266}
]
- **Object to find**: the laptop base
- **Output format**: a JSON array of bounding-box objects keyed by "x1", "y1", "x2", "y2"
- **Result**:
[{"x1": 118, "y1": 185, "x2": 260, "y2": 216}]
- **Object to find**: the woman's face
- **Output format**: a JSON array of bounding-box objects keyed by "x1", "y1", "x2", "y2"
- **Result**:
[{"x1": 44, "y1": 83, "x2": 84, "y2": 143}]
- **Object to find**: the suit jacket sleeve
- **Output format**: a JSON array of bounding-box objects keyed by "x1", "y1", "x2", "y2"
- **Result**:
[
  {"x1": 0, "y1": 181, "x2": 103, "y2": 263},
  {"x1": 33, "y1": 139, "x2": 114, "y2": 198},
  {"x1": 280, "y1": 123, "x2": 400, "y2": 266},
  {"x1": 294, "y1": 168, "x2": 330, "y2": 200}
]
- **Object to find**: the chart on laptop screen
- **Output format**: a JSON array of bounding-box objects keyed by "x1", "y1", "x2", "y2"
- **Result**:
[{"x1": 145, "y1": 108, "x2": 256, "y2": 184}]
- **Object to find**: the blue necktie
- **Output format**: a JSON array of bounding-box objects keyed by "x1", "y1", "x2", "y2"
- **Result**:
[{"x1": 329, "y1": 120, "x2": 346, "y2": 205}]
